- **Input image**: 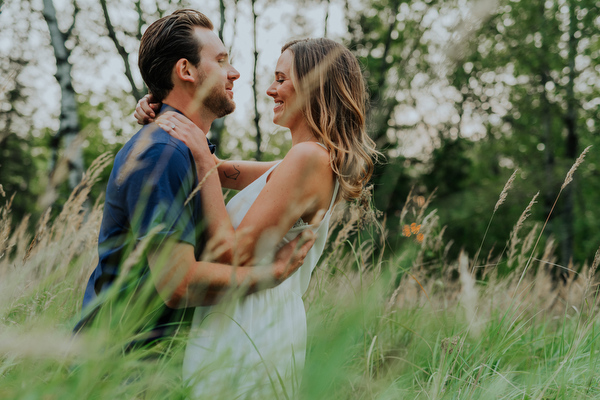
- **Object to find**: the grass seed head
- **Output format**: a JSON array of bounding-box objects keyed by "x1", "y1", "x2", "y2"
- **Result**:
[
  {"x1": 561, "y1": 145, "x2": 592, "y2": 190},
  {"x1": 494, "y1": 169, "x2": 518, "y2": 212}
]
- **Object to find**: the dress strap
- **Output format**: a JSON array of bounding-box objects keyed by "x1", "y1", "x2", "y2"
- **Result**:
[
  {"x1": 264, "y1": 160, "x2": 283, "y2": 182},
  {"x1": 315, "y1": 142, "x2": 328, "y2": 150}
]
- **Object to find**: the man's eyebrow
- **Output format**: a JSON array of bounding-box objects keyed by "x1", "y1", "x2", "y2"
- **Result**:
[{"x1": 216, "y1": 52, "x2": 229, "y2": 59}]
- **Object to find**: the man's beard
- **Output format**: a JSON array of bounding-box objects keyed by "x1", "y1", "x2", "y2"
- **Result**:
[
  {"x1": 195, "y1": 73, "x2": 235, "y2": 118},
  {"x1": 203, "y1": 85, "x2": 235, "y2": 118}
]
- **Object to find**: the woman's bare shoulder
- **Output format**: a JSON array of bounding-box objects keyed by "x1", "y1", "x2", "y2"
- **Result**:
[{"x1": 282, "y1": 141, "x2": 331, "y2": 171}]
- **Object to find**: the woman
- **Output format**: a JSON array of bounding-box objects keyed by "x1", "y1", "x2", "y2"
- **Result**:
[{"x1": 136, "y1": 38, "x2": 377, "y2": 398}]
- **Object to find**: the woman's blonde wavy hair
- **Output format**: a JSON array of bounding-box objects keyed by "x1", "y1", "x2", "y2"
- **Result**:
[{"x1": 282, "y1": 38, "x2": 379, "y2": 202}]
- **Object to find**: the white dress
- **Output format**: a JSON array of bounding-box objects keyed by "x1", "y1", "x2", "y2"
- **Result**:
[{"x1": 183, "y1": 158, "x2": 339, "y2": 399}]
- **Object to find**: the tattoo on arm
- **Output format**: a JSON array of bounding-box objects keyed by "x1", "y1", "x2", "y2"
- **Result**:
[{"x1": 224, "y1": 165, "x2": 241, "y2": 180}]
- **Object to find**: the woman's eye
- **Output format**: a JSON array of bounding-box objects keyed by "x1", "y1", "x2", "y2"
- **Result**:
[{"x1": 277, "y1": 79, "x2": 284, "y2": 83}]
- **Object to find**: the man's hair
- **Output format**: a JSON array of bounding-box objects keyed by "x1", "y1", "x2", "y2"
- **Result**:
[{"x1": 138, "y1": 9, "x2": 214, "y2": 102}]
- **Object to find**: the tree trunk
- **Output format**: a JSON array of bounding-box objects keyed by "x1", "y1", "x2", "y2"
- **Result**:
[
  {"x1": 208, "y1": 0, "x2": 228, "y2": 155},
  {"x1": 42, "y1": 0, "x2": 83, "y2": 191},
  {"x1": 219, "y1": 0, "x2": 226, "y2": 41},
  {"x1": 227, "y1": 0, "x2": 239, "y2": 56},
  {"x1": 323, "y1": 0, "x2": 330, "y2": 37},
  {"x1": 562, "y1": 0, "x2": 579, "y2": 268},
  {"x1": 251, "y1": 0, "x2": 262, "y2": 160},
  {"x1": 134, "y1": 0, "x2": 144, "y2": 41},
  {"x1": 99, "y1": 0, "x2": 144, "y2": 101},
  {"x1": 540, "y1": 72, "x2": 555, "y2": 243}
]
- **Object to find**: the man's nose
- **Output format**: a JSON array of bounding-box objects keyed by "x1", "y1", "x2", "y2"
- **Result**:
[{"x1": 229, "y1": 66, "x2": 240, "y2": 81}]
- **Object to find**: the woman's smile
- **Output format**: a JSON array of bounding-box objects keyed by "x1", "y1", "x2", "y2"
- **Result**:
[{"x1": 273, "y1": 100, "x2": 284, "y2": 113}]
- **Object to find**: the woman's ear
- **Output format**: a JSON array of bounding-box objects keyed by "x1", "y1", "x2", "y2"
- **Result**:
[{"x1": 173, "y1": 58, "x2": 196, "y2": 84}]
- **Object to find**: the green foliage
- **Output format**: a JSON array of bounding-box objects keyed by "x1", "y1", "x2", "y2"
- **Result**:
[
  {"x1": 78, "y1": 98, "x2": 123, "y2": 205},
  {"x1": 424, "y1": 137, "x2": 473, "y2": 196},
  {"x1": 448, "y1": 0, "x2": 600, "y2": 265},
  {"x1": 0, "y1": 132, "x2": 50, "y2": 226},
  {"x1": 342, "y1": 0, "x2": 600, "y2": 265},
  {"x1": 345, "y1": 0, "x2": 441, "y2": 227}
]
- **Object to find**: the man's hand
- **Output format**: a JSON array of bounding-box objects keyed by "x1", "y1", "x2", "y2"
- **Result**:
[
  {"x1": 134, "y1": 94, "x2": 161, "y2": 125},
  {"x1": 272, "y1": 230, "x2": 316, "y2": 283},
  {"x1": 147, "y1": 231, "x2": 316, "y2": 308}
]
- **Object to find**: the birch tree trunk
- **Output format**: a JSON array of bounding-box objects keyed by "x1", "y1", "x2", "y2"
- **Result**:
[{"x1": 42, "y1": 0, "x2": 84, "y2": 191}]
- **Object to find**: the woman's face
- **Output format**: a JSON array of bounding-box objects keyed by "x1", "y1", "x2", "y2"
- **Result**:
[{"x1": 266, "y1": 50, "x2": 303, "y2": 130}]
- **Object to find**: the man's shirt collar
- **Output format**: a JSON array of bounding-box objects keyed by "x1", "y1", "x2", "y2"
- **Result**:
[{"x1": 158, "y1": 104, "x2": 216, "y2": 154}]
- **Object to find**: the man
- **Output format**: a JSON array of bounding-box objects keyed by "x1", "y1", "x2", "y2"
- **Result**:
[{"x1": 76, "y1": 9, "x2": 312, "y2": 346}]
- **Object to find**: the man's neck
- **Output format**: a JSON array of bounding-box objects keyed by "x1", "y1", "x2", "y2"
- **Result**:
[{"x1": 163, "y1": 95, "x2": 214, "y2": 134}]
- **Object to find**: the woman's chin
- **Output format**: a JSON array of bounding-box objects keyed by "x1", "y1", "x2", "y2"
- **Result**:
[{"x1": 273, "y1": 112, "x2": 298, "y2": 130}]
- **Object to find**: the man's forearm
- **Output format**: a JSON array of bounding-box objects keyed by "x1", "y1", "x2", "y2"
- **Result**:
[
  {"x1": 148, "y1": 235, "x2": 313, "y2": 309},
  {"x1": 169, "y1": 261, "x2": 278, "y2": 308}
]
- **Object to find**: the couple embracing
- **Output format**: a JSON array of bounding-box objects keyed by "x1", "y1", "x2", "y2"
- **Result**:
[{"x1": 77, "y1": 8, "x2": 377, "y2": 398}]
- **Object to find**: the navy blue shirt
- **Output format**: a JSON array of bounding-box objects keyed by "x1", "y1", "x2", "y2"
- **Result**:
[{"x1": 76, "y1": 105, "x2": 215, "y2": 342}]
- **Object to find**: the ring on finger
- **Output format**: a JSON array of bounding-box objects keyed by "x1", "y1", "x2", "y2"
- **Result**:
[{"x1": 170, "y1": 123, "x2": 176, "y2": 129}]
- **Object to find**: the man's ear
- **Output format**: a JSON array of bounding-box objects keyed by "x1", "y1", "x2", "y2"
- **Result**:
[{"x1": 173, "y1": 59, "x2": 196, "y2": 84}]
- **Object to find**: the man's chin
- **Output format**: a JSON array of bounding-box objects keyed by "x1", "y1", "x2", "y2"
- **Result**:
[
  {"x1": 204, "y1": 97, "x2": 236, "y2": 119},
  {"x1": 217, "y1": 102, "x2": 235, "y2": 118}
]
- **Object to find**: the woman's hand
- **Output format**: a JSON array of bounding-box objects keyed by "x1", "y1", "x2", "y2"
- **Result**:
[
  {"x1": 134, "y1": 94, "x2": 161, "y2": 125},
  {"x1": 156, "y1": 111, "x2": 213, "y2": 168},
  {"x1": 271, "y1": 230, "x2": 316, "y2": 283}
]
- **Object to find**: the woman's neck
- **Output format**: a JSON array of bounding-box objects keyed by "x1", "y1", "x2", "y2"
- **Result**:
[{"x1": 290, "y1": 122, "x2": 318, "y2": 146}]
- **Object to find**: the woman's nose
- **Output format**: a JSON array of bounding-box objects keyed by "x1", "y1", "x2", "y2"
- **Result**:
[{"x1": 266, "y1": 82, "x2": 277, "y2": 97}]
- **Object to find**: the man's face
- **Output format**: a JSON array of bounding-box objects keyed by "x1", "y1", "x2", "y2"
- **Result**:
[{"x1": 193, "y1": 28, "x2": 240, "y2": 118}]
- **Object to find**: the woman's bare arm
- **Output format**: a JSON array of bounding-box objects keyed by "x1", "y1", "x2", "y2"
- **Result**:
[
  {"x1": 156, "y1": 112, "x2": 335, "y2": 265},
  {"x1": 232, "y1": 143, "x2": 335, "y2": 260},
  {"x1": 135, "y1": 96, "x2": 279, "y2": 191},
  {"x1": 215, "y1": 159, "x2": 279, "y2": 190}
]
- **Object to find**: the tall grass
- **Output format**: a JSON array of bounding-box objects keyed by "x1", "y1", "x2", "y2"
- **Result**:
[{"x1": 1, "y1": 149, "x2": 599, "y2": 399}]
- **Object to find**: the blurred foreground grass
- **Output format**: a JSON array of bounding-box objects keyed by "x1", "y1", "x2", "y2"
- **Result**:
[{"x1": 1, "y1": 152, "x2": 599, "y2": 399}]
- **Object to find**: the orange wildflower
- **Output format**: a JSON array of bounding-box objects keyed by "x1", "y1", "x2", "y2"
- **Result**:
[
  {"x1": 410, "y1": 223, "x2": 421, "y2": 234},
  {"x1": 402, "y1": 225, "x2": 411, "y2": 237}
]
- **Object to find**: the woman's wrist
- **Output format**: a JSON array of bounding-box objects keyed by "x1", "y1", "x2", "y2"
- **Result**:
[{"x1": 194, "y1": 157, "x2": 217, "y2": 177}]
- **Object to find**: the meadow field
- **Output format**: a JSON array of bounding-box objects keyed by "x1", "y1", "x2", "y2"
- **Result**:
[{"x1": 1, "y1": 149, "x2": 599, "y2": 400}]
